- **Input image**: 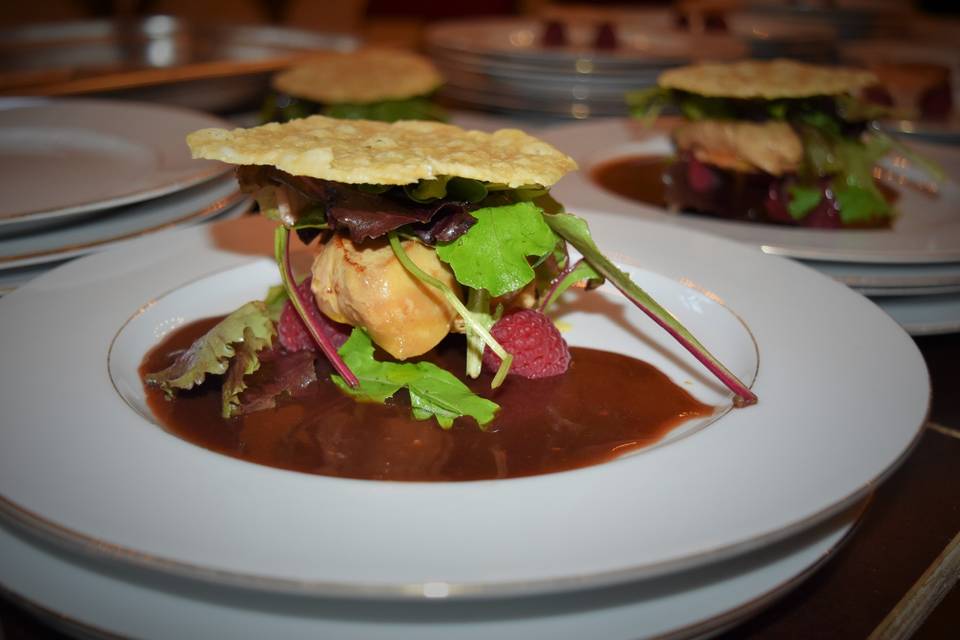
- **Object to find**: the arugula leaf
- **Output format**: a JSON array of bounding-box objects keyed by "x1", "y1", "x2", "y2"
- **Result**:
[
  {"x1": 332, "y1": 329, "x2": 499, "y2": 428},
  {"x1": 388, "y1": 233, "x2": 513, "y2": 386},
  {"x1": 786, "y1": 185, "x2": 823, "y2": 220},
  {"x1": 540, "y1": 259, "x2": 603, "y2": 311},
  {"x1": 625, "y1": 87, "x2": 672, "y2": 123},
  {"x1": 543, "y1": 212, "x2": 757, "y2": 407},
  {"x1": 435, "y1": 202, "x2": 558, "y2": 297},
  {"x1": 835, "y1": 184, "x2": 889, "y2": 224},
  {"x1": 145, "y1": 301, "x2": 276, "y2": 415}
]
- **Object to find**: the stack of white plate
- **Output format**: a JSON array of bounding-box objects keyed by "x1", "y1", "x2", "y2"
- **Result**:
[
  {"x1": 426, "y1": 17, "x2": 746, "y2": 119},
  {"x1": 537, "y1": 118, "x2": 960, "y2": 335},
  {"x1": 0, "y1": 211, "x2": 928, "y2": 638},
  {"x1": 0, "y1": 97, "x2": 252, "y2": 295}
]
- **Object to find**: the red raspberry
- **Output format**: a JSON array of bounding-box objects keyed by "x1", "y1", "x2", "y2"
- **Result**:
[
  {"x1": 277, "y1": 277, "x2": 349, "y2": 353},
  {"x1": 482, "y1": 309, "x2": 571, "y2": 379}
]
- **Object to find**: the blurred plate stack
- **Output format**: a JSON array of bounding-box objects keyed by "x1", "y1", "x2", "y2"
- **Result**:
[
  {"x1": 0, "y1": 98, "x2": 252, "y2": 295},
  {"x1": 538, "y1": 118, "x2": 960, "y2": 335},
  {"x1": 426, "y1": 17, "x2": 746, "y2": 119},
  {"x1": 0, "y1": 16, "x2": 357, "y2": 113}
]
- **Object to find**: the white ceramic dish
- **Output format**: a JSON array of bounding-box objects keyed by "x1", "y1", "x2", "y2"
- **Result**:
[
  {"x1": 0, "y1": 174, "x2": 248, "y2": 269},
  {"x1": 801, "y1": 258, "x2": 960, "y2": 289},
  {"x1": 872, "y1": 290, "x2": 960, "y2": 335},
  {"x1": 0, "y1": 98, "x2": 229, "y2": 231},
  {"x1": 854, "y1": 283, "x2": 960, "y2": 297},
  {"x1": 0, "y1": 501, "x2": 863, "y2": 640},
  {"x1": 427, "y1": 18, "x2": 745, "y2": 66},
  {"x1": 539, "y1": 118, "x2": 960, "y2": 263},
  {"x1": 0, "y1": 214, "x2": 927, "y2": 599}
]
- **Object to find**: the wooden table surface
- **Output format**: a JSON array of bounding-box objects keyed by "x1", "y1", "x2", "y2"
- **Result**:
[{"x1": 2, "y1": 333, "x2": 958, "y2": 640}]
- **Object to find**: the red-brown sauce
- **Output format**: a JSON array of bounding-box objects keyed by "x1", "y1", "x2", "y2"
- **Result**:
[
  {"x1": 592, "y1": 155, "x2": 670, "y2": 209},
  {"x1": 140, "y1": 317, "x2": 714, "y2": 482},
  {"x1": 591, "y1": 155, "x2": 897, "y2": 229}
]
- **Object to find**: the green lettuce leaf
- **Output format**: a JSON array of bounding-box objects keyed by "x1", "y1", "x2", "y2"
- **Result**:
[
  {"x1": 834, "y1": 184, "x2": 889, "y2": 224},
  {"x1": 262, "y1": 284, "x2": 289, "y2": 322},
  {"x1": 145, "y1": 301, "x2": 276, "y2": 416},
  {"x1": 324, "y1": 96, "x2": 447, "y2": 123},
  {"x1": 435, "y1": 202, "x2": 558, "y2": 297},
  {"x1": 332, "y1": 329, "x2": 499, "y2": 428},
  {"x1": 786, "y1": 184, "x2": 823, "y2": 220},
  {"x1": 625, "y1": 86, "x2": 672, "y2": 123}
]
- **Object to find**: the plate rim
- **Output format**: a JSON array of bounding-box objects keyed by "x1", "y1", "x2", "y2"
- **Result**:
[
  {"x1": 0, "y1": 97, "x2": 231, "y2": 226},
  {"x1": 0, "y1": 215, "x2": 930, "y2": 599}
]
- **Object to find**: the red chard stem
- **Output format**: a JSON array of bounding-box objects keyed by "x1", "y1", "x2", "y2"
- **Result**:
[{"x1": 274, "y1": 226, "x2": 359, "y2": 387}]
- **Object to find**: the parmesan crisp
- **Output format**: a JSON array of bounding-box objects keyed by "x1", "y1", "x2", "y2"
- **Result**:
[
  {"x1": 272, "y1": 48, "x2": 443, "y2": 104},
  {"x1": 660, "y1": 59, "x2": 878, "y2": 99},
  {"x1": 187, "y1": 116, "x2": 578, "y2": 187}
]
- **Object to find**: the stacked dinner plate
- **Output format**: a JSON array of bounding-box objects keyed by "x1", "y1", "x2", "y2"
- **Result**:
[
  {"x1": 426, "y1": 17, "x2": 746, "y2": 119},
  {"x1": 0, "y1": 97, "x2": 252, "y2": 295},
  {"x1": 0, "y1": 212, "x2": 929, "y2": 638},
  {"x1": 537, "y1": 118, "x2": 960, "y2": 335}
]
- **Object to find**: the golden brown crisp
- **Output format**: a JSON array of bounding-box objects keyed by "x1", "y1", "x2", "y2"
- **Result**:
[
  {"x1": 272, "y1": 48, "x2": 443, "y2": 104},
  {"x1": 187, "y1": 116, "x2": 577, "y2": 187},
  {"x1": 672, "y1": 120, "x2": 803, "y2": 175},
  {"x1": 659, "y1": 59, "x2": 878, "y2": 99}
]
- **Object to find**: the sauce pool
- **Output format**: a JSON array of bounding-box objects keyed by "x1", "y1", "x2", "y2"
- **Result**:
[{"x1": 140, "y1": 317, "x2": 714, "y2": 482}]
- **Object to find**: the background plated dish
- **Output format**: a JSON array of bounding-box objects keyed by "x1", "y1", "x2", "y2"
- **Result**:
[
  {"x1": 539, "y1": 118, "x2": 960, "y2": 264},
  {"x1": 0, "y1": 214, "x2": 926, "y2": 598},
  {"x1": 0, "y1": 98, "x2": 231, "y2": 233}
]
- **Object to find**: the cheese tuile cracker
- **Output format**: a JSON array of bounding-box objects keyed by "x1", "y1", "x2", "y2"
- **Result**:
[
  {"x1": 660, "y1": 59, "x2": 878, "y2": 99},
  {"x1": 273, "y1": 48, "x2": 443, "y2": 104},
  {"x1": 187, "y1": 116, "x2": 578, "y2": 188}
]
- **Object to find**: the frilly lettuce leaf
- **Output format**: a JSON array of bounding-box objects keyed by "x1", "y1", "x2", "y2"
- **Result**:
[
  {"x1": 145, "y1": 301, "x2": 276, "y2": 417},
  {"x1": 435, "y1": 202, "x2": 558, "y2": 297},
  {"x1": 332, "y1": 329, "x2": 499, "y2": 428}
]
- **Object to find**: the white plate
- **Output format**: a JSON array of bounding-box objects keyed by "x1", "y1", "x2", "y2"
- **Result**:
[
  {"x1": 0, "y1": 501, "x2": 862, "y2": 640},
  {"x1": 0, "y1": 174, "x2": 248, "y2": 269},
  {"x1": 801, "y1": 258, "x2": 960, "y2": 289},
  {"x1": 0, "y1": 214, "x2": 927, "y2": 598},
  {"x1": 0, "y1": 98, "x2": 229, "y2": 231},
  {"x1": 539, "y1": 118, "x2": 960, "y2": 263},
  {"x1": 872, "y1": 291, "x2": 960, "y2": 335},
  {"x1": 854, "y1": 283, "x2": 960, "y2": 297},
  {"x1": 427, "y1": 18, "x2": 745, "y2": 66}
]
